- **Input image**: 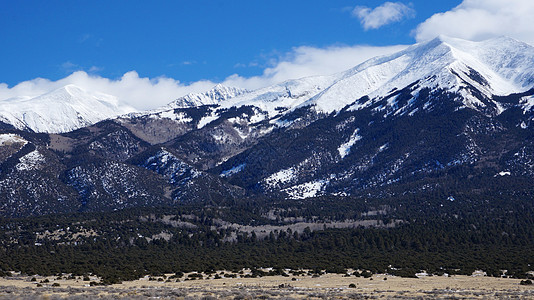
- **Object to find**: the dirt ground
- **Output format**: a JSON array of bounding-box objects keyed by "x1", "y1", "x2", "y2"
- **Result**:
[{"x1": 0, "y1": 272, "x2": 533, "y2": 299}]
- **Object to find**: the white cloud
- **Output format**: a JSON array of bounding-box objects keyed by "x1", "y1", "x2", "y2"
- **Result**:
[
  {"x1": 415, "y1": 0, "x2": 534, "y2": 45},
  {"x1": 353, "y1": 2, "x2": 415, "y2": 30},
  {"x1": 0, "y1": 44, "x2": 406, "y2": 110},
  {"x1": 0, "y1": 72, "x2": 216, "y2": 111},
  {"x1": 88, "y1": 66, "x2": 103, "y2": 72},
  {"x1": 61, "y1": 61, "x2": 78, "y2": 71},
  {"x1": 223, "y1": 44, "x2": 407, "y2": 90}
]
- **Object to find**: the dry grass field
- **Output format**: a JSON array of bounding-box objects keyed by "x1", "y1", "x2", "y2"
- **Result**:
[{"x1": 0, "y1": 271, "x2": 533, "y2": 299}]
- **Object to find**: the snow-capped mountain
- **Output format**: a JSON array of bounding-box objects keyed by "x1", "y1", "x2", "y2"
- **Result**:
[
  {"x1": 166, "y1": 84, "x2": 249, "y2": 109},
  {"x1": 132, "y1": 36, "x2": 534, "y2": 137},
  {"x1": 304, "y1": 36, "x2": 534, "y2": 114},
  {"x1": 2, "y1": 36, "x2": 534, "y2": 217},
  {"x1": 0, "y1": 84, "x2": 135, "y2": 133},
  {"x1": 215, "y1": 36, "x2": 534, "y2": 117}
]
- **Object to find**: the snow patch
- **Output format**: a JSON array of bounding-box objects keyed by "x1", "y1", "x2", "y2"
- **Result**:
[
  {"x1": 144, "y1": 149, "x2": 201, "y2": 183},
  {"x1": 520, "y1": 95, "x2": 534, "y2": 113},
  {"x1": 264, "y1": 167, "x2": 297, "y2": 186},
  {"x1": 157, "y1": 111, "x2": 193, "y2": 122},
  {"x1": 16, "y1": 150, "x2": 45, "y2": 171},
  {"x1": 378, "y1": 143, "x2": 389, "y2": 152},
  {"x1": 249, "y1": 110, "x2": 268, "y2": 123},
  {"x1": 338, "y1": 128, "x2": 362, "y2": 158},
  {"x1": 283, "y1": 180, "x2": 328, "y2": 199},
  {"x1": 212, "y1": 133, "x2": 227, "y2": 142},
  {"x1": 0, "y1": 134, "x2": 27, "y2": 146},
  {"x1": 197, "y1": 114, "x2": 219, "y2": 129},
  {"x1": 415, "y1": 272, "x2": 430, "y2": 278},
  {"x1": 273, "y1": 117, "x2": 300, "y2": 128},
  {"x1": 220, "y1": 164, "x2": 246, "y2": 177}
]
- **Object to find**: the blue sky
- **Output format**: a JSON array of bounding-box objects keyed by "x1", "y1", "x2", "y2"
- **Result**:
[
  {"x1": 2, "y1": 0, "x2": 534, "y2": 109},
  {"x1": 1, "y1": 1, "x2": 458, "y2": 85}
]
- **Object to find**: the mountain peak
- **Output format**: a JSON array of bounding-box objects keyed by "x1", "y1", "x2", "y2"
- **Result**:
[
  {"x1": 0, "y1": 85, "x2": 134, "y2": 133},
  {"x1": 205, "y1": 84, "x2": 248, "y2": 99},
  {"x1": 62, "y1": 84, "x2": 85, "y2": 95},
  {"x1": 212, "y1": 83, "x2": 229, "y2": 90},
  {"x1": 41, "y1": 84, "x2": 88, "y2": 102}
]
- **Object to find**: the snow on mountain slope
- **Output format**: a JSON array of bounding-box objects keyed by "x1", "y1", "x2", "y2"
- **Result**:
[
  {"x1": 188, "y1": 36, "x2": 534, "y2": 126},
  {"x1": 521, "y1": 95, "x2": 534, "y2": 113},
  {"x1": 4, "y1": 37, "x2": 532, "y2": 136},
  {"x1": 124, "y1": 84, "x2": 249, "y2": 123},
  {"x1": 304, "y1": 36, "x2": 534, "y2": 113},
  {"x1": 221, "y1": 75, "x2": 337, "y2": 115},
  {"x1": 123, "y1": 78, "x2": 338, "y2": 137},
  {"x1": 0, "y1": 85, "x2": 135, "y2": 133},
  {"x1": 16, "y1": 150, "x2": 46, "y2": 171},
  {"x1": 167, "y1": 84, "x2": 249, "y2": 109},
  {"x1": 118, "y1": 36, "x2": 534, "y2": 158},
  {"x1": 0, "y1": 133, "x2": 27, "y2": 146}
]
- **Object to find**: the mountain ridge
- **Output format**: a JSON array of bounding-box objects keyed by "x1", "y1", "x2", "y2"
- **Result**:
[
  {"x1": 1, "y1": 36, "x2": 534, "y2": 217},
  {"x1": 166, "y1": 84, "x2": 249, "y2": 109}
]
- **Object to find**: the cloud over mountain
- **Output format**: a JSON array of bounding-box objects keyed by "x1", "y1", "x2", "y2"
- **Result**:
[
  {"x1": 0, "y1": 45, "x2": 405, "y2": 110},
  {"x1": 415, "y1": 0, "x2": 534, "y2": 45},
  {"x1": 4, "y1": 0, "x2": 534, "y2": 110}
]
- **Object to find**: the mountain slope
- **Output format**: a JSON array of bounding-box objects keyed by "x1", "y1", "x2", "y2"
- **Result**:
[
  {"x1": 121, "y1": 36, "x2": 534, "y2": 170},
  {"x1": 209, "y1": 36, "x2": 534, "y2": 198},
  {"x1": 1, "y1": 36, "x2": 534, "y2": 217},
  {"x1": 0, "y1": 85, "x2": 135, "y2": 133},
  {"x1": 137, "y1": 36, "x2": 534, "y2": 152}
]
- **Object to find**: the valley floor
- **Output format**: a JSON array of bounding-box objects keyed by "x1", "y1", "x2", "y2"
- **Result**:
[{"x1": 0, "y1": 273, "x2": 532, "y2": 299}]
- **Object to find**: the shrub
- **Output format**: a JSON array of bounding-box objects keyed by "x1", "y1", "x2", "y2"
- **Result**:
[
  {"x1": 169, "y1": 272, "x2": 184, "y2": 279},
  {"x1": 188, "y1": 273, "x2": 203, "y2": 279},
  {"x1": 349, "y1": 283, "x2": 356, "y2": 288},
  {"x1": 361, "y1": 271, "x2": 372, "y2": 278},
  {"x1": 520, "y1": 279, "x2": 533, "y2": 285}
]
